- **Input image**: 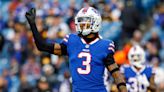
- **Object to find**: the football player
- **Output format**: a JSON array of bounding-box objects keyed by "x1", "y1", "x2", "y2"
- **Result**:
[
  {"x1": 25, "y1": 7, "x2": 127, "y2": 92},
  {"x1": 120, "y1": 45, "x2": 156, "y2": 92}
]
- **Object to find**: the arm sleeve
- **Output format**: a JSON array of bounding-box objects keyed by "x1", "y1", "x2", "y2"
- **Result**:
[
  {"x1": 120, "y1": 66, "x2": 125, "y2": 74},
  {"x1": 60, "y1": 34, "x2": 70, "y2": 55},
  {"x1": 28, "y1": 22, "x2": 55, "y2": 54},
  {"x1": 104, "y1": 54, "x2": 115, "y2": 67},
  {"x1": 103, "y1": 41, "x2": 116, "y2": 66},
  {"x1": 60, "y1": 43, "x2": 67, "y2": 55}
]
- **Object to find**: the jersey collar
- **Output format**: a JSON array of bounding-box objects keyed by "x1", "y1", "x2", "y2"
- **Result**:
[
  {"x1": 131, "y1": 65, "x2": 146, "y2": 75},
  {"x1": 81, "y1": 37, "x2": 100, "y2": 45}
]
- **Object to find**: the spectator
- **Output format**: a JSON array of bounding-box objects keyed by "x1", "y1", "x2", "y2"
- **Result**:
[
  {"x1": 120, "y1": 0, "x2": 141, "y2": 38},
  {"x1": 35, "y1": 76, "x2": 52, "y2": 92},
  {"x1": 9, "y1": 69, "x2": 20, "y2": 92},
  {"x1": 130, "y1": 30, "x2": 143, "y2": 46},
  {"x1": 100, "y1": 2, "x2": 122, "y2": 42},
  {"x1": 8, "y1": 0, "x2": 20, "y2": 14},
  {"x1": 1, "y1": 19, "x2": 15, "y2": 42},
  {"x1": 148, "y1": 31, "x2": 162, "y2": 50},
  {"x1": 19, "y1": 72, "x2": 35, "y2": 92},
  {"x1": 66, "y1": 7, "x2": 76, "y2": 33},
  {"x1": 59, "y1": 71, "x2": 71, "y2": 92},
  {"x1": 42, "y1": 64, "x2": 58, "y2": 89},
  {"x1": 2, "y1": 69, "x2": 11, "y2": 92},
  {"x1": 0, "y1": 76, "x2": 8, "y2": 92},
  {"x1": 145, "y1": 42, "x2": 161, "y2": 63},
  {"x1": 47, "y1": 15, "x2": 70, "y2": 40},
  {"x1": 10, "y1": 57, "x2": 19, "y2": 75},
  {"x1": 22, "y1": 55, "x2": 41, "y2": 86},
  {"x1": 151, "y1": 57, "x2": 164, "y2": 91},
  {"x1": 154, "y1": 3, "x2": 164, "y2": 29}
]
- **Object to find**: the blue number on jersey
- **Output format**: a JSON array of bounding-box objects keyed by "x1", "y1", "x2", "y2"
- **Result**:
[
  {"x1": 120, "y1": 65, "x2": 155, "y2": 92},
  {"x1": 61, "y1": 33, "x2": 115, "y2": 92}
]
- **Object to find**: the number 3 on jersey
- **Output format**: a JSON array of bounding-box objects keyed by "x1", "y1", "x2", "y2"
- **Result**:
[{"x1": 77, "y1": 52, "x2": 91, "y2": 74}]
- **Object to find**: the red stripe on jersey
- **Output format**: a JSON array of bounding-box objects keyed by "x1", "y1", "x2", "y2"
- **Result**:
[
  {"x1": 66, "y1": 35, "x2": 69, "y2": 38},
  {"x1": 109, "y1": 43, "x2": 115, "y2": 48},
  {"x1": 82, "y1": 7, "x2": 89, "y2": 13},
  {"x1": 108, "y1": 47, "x2": 115, "y2": 52},
  {"x1": 63, "y1": 38, "x2": 68, "y2": 42}
]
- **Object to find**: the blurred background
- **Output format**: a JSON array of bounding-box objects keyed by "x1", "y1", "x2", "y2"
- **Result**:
[{"x1": 0, "y1": 0, "x2": 164, "y2": 92}]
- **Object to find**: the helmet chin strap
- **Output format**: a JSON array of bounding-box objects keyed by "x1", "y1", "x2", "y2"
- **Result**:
[
  {"x1": 79, "y1": 32, "x2": 99, "y2": 44},
  {"x1": 78, "y1": 30, "x2": 83, "y2": 36}
]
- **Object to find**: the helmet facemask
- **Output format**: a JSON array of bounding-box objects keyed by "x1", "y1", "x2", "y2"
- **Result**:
[
  {"x1": 75, "y1": 17, "x2": 94, "y2": 36},
  {"x1": 128, "y1": 45, "x2": 146, "y2": 68},
  {"x1": 75, "y1": 7, "x2": 102, "y2": 36},
  {"x1": 130, "y1": 54, "x2": 144, "y2": 68}
]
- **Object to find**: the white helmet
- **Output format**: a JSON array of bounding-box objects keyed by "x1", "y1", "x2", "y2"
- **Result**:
[
  {"x1": 75, "y1": 7, "x2": 102, "y2": 36},
  {"x1": 128, "y1": 45, "x2": 146, "y2": 68}
]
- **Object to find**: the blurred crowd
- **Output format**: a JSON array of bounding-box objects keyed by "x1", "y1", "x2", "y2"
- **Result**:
[{"x1": 0, "y1": 0, "x2": 164, "y2": 92}]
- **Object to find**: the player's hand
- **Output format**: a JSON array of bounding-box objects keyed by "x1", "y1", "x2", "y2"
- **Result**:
[{"x1": 25, "y1": 8, "x2": 36, "y2": 24}]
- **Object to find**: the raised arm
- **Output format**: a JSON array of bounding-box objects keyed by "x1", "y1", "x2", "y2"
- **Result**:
[
  {"x1": 104, "y1": 54, "x2": 127, "y2": 92},
  {"x1": 25, "y1": 8, "x2": 66, "y2": 55}
]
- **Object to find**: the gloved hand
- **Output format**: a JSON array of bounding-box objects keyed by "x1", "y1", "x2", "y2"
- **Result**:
[{"x1": 25, "y1": 8, "x2": 36, "y2": 24}]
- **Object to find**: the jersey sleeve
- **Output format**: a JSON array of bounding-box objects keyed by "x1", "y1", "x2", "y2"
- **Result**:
[
  {"x1": 107, "y1": 41, "x2": 115, "y2": 55},
  {"x1": 120, "y1": 65, "x2": 125, "y2": 74},
  {"x1": 152, "y1": 67, "x2": 156, "y2": 75},
  {"x1": 60, "y1": 34, "x2": 70, "y2": 55},
  {"x1": 61, "y1": 34, "x2": 70, "y2": 46}
]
